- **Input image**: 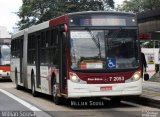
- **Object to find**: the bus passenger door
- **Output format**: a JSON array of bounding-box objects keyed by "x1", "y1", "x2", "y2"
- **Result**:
[
  {"x1": 20, "y1": 39, "x2": 23, "y2": 83},
  {"x1": 36, "y1": 34, "x2": 41, "y2": 88},
  {"x1": 59, "y1": 31, "x2": 67, "y2": 93}
]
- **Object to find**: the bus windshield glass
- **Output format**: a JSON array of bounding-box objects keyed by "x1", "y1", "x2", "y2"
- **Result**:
[
  {"x1": 70, "y1": 29, "x2": 139, "y2": 70},
  {"x1": 0, "y1": 45, "x2": 11, "y2": 65}
]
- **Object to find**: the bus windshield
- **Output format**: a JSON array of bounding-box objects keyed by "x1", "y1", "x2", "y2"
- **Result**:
[
  {"x1": 70, "y1": 29, "x2": 139, "y2": 70},
  {"x1": 0, "y1": 45, "x2": 11, "y2": 65}
]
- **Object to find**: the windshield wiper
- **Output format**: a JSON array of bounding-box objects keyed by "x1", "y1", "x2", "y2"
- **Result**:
[{"x1": 86, "y1": 27, "x2": 102, "y2": 59}]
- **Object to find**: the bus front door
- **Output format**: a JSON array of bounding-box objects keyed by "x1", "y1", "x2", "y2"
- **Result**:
[{"x1": 59, "y1": 32, "x2": 67, "y2": 93}]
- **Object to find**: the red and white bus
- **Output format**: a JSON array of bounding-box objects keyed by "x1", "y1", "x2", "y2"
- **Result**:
[
  {"x1": 0, "y1": 38, "x2": 10, "y2": 79},
  {"x1": 11, "y1": 11, "x2": 142, "y2": 104}
]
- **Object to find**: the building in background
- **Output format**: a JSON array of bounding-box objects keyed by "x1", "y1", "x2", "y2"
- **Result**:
[
  {"x1": 138, "y1": 9, "x2": 160, "y2": 79},
  {"x1": 0, "y1": 26, "x2": 11, "y2": 38}
]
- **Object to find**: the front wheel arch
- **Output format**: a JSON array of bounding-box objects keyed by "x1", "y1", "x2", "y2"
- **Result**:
[
  {"x1": 15, "y1": 68, "x2": 21, "y2": 90},
  {"x1": 51, "y1": 73, "x2": 62, "y2": 105},
  {"x1": 31, "y1": 70, "x2": 38, "y2": 97}
]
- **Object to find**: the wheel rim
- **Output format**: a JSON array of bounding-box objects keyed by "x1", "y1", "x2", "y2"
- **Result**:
[
  {"x1": 16, "y1": 78, "x2": 18, "y2": 86},
  {"x1": 53, "y1": 84, "x2": 57, "y2": 97},
  {"x1": 31, "y1": 73, "x2": 35, "y2": 95},
  {"x1": 15, "y1": 72, "x2": 18, "y2": 85},
  {"x1": 32, "y1": 83, "x2": 35, "y2": 94}
]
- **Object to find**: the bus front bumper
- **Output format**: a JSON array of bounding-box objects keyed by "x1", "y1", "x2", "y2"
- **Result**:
[
  {"x1": 0, "y1": 70, "x2": 10, "y2": 79},
  {"x1": 67, "y1": 79, "x2": 142, "y2": 98}
]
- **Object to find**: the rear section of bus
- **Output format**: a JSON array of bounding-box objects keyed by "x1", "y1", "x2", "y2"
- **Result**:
[{"x1": 0, "y1": 39, "x2": 11, "y2": 79}]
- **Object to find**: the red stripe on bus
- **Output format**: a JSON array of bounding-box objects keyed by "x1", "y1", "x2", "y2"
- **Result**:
[
  {"x1": 0, "y1": 66, "x2": 10, "y2": 71},
  {"x1": 49, "y1": 15, "x2": 68, "y2": 27}
]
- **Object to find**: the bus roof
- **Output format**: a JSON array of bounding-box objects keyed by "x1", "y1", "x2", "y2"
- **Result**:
[
  {"x1": 12, "y1": 30, "x2": 25, "y2": 39},
  {"x1": 12, "y1": 11, "x2": 136, "y2": 38},
  {"x1": 28, "y1": 21, "x2": 49, "y2": 34},
  {"x1": 49, "y1": 11, "x2": 136, "y2": 27},
  {"x1": 67, "y1": 11, "x2": 135, "y2": 16}
]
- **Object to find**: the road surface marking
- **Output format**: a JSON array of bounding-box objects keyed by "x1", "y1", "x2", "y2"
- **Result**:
[{"x1": 0, "y1": 89, "x2": 51, "y2": 117}]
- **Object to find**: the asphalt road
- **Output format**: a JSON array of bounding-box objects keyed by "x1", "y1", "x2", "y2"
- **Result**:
[
  {"x1": 0, "y1": 81, "x2": 159, "y2": 117},
  {"x1": 0, "y1": 91, "x2": 30, "y2": 111}
]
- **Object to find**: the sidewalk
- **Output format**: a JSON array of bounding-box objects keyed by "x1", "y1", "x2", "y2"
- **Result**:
[
  {"x1": 125, "y1": 73, "x2": 160, "y2": 108},
  {"x1": 140, "y1": 72, "x2": 160, "y2": 108},
  {"x1": 148, "y1": 72, "x2": 160, "y2": 82},
  {"x1": 142, "y1": 81, "x2": 160, "y2": 101}
]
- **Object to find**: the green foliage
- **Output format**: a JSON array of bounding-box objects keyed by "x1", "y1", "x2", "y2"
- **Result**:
[
  {"x1": 143, "y1": 0, "x2": 160, "y2": 11},
  {"x1": 117, "y1": 0, "x2": 160, "y2": 13},
  {"x1": 17, "y1": 0, "x2": 114, "y2": 30}
]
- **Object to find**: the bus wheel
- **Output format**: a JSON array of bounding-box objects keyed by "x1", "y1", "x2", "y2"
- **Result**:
[
  {"x1": 31, "y1": 74, "x2": 38, "y2": 97},
  {"x1": 52, "y1": 82, "x2": 61, "y2": 105},
  {"x1": 15, "y1": 70, "x2": 21, "y2": 90}
]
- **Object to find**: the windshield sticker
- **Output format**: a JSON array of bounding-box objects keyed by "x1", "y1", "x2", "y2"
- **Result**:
[
  {"x1": 71, "y1": 31, "x2": 92, "y2": 39},
  {"x1": 80, "y1": 62, "x2": 103, "y2": 69},
  {"x1": 106, "y1": 58, "x2": 116, "y2": 68}
]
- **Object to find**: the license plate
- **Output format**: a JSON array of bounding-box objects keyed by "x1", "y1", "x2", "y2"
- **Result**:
[{"x1": 100, "y1": 86, "x2": 112, "y2": 91}]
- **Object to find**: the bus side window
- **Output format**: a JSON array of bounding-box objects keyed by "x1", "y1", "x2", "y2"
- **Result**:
[
  {"x1": 50, "y1": 29, "x2": 59, "y2": 65},
  {"x1": 54, "y1": 32, "x2": 59, "y2": 65},
  {"x1": 28, "y1": 34, "x2": 36, "y2": 65},
  {"x1": 0, "y1": 46, "x2": 1, "y2": 59}
]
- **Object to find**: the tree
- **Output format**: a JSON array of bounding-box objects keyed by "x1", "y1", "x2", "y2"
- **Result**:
[
  {"x1": 116, "y1": 0, "x2": 143, "y2": 13},
  {"x1": 117, "y1": 0, "x2": 160, "y2": 13},
  {"x1": 17, "y1": 0, "x2": 114, "y2": 30},
  {"x1": 143, "y1": 0, "x2": 160, "y2": 11}
]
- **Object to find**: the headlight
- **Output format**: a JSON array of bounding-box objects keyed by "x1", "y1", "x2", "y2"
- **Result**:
[
  {"x1": 70, "y1": 72, "x2": 80, "y2": 83},
  {"x1": 125, "y1": 70, "x2": 141, "y2": 83},
  {"x1": 133, "y1": 71, "x2": 141, "y2": 81}
]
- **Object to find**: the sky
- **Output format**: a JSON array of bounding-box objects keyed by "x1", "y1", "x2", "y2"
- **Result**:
[
  {"x1": 114, "y1": 0, "x2": 124, "y2": 6},
  {"x1": 0, "y1": 0, "x2": 124, "y2": 33},
  {"x1": 0, "y1": 0, "x2": 22, "y2": 32}
]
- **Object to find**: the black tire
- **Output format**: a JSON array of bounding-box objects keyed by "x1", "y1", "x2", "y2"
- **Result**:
[
  {"x1": 15, "y1": 70, "x2": 21, "y2": 90},
  {"x1": 52, "y1": 79, "x2": 61, "y2": 105},
  {"x1": 31, "y1": 73, "x2": 38, "y2": 97}
]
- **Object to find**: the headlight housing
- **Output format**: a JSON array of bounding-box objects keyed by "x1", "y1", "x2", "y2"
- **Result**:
[
  {"x1": 125, "y1": 70, "x2": 141, "y2": 83},
  {"x1": 70, "y1": 72, "x2": 80, "y2": 83},
  {"x1": 69, "y1": 72, "x2": 87, "y2": 84},
  {"x1": 132, "y1": 71, "x2": 141, "y2": 81}
]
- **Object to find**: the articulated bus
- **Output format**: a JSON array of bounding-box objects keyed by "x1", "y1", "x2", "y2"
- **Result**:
[
  {"x1": 0, "y1": 38, "x2": 10, "y2": 79},
  {"x1": 11, "y1": 11, "x2": 141, "y2": 104}
]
